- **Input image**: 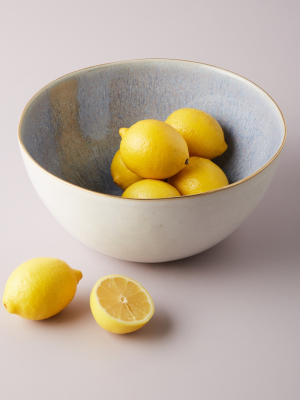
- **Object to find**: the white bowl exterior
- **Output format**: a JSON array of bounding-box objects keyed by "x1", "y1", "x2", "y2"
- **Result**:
[{"x1": 20, "y1": 145, "x2": 279, "y2": 263}]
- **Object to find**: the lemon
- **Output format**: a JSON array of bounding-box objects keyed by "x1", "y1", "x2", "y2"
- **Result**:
[
  {"x1": 120, "y1": 119, "x2": 189, "y2": 179},
  {"x1": 165, "y1": 108, "x2": 227, "y2": 159},
  {"x1": 2, "y1": 258, "x2": 82, "y2": 320},
  {"x1": 119, "y1": 127, "x2": 128, "y2": 137},
  {"x1": 111, "y1": 150, "x2": 143, "y2": 190},
  {"x1": 90, "y1": 275, "x2": 154, "y2": 334},
  {"x1": 168, "y1": 156, "x2": 229, "y2": 195},
  {"x1": 122, "y1": 179, "x2": 180, "y2": 199}
]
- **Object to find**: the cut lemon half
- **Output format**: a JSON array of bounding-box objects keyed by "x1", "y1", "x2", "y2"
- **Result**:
[{"x1": 90, "y1": 275, "x2": 154, "y2": 334}]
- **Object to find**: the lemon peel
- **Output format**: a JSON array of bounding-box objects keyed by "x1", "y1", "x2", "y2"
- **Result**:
[
  {"x1": 3, "y1": 258, "x2": 82, "y2": 320},
  {"x1": 166, "y1": 108, "x2": 227, "y2": 159},
  {"x1": 120, "y1": 119, "x2": 189, "y2": 179},
  {"x1": 168, "y1": 156, "x2": 229, "y2": 195},
  {"x1": 122, "y1": 179, "x2": 180, "y2": 199}
]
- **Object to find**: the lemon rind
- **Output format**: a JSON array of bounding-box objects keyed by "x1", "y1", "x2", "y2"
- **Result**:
[{"x1": 91, "y1": 275, "x2": 154, "y2": 326}]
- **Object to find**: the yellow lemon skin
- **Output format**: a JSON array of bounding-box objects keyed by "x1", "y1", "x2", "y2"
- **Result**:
[
  {"x1": 120, "y1": 119, "x2": 189, "y2": 179},
  {"x1": 165, "y1": 108, "x2": 227, "y2": 159},
  {"x1": 119, "y1": 127, "x2": 128, "y2": 138},
  {"x1": 111, "y1": 150, "x2": 143, "y2": 190},
  {"x1": 2, "y1": 258, "x2": 82, "y2": 320},
  {"x1": 168, "y1": 156, "x2": 229, "y2": 195},
  {"x1": 90, "y1": 275, "x2": 154, "y2": 334},
  {"x1": 122, "y1": 179, "x2": 180, "y2": 199}
]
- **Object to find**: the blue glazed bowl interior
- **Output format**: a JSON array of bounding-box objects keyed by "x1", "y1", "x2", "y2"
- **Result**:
[{"x1": 19, "y1": 60, "x2": 285, "y2": 196}]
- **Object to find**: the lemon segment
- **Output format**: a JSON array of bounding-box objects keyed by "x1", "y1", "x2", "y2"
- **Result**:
[
  {"x1": 2, "y1": 258, "x2": 82, "y2": 320},
  {"x1": 122, "y1": 179, "x2": 180, "y2": 199},
  {"x1": 111, "y1": 150, "x2": 143, "y2": 190},
  {"x1": 165, "y1": 108, "x2": 227, "y2": 159},
  {"x1": 90, "y1": 275, "x2": 154, "y2": 334},
  {"x1": 168, "y1": 156, "x2": 229, "y2": 195},
  {"x1": 120, "y1": 119, "x2": 189, "y2": 179}
]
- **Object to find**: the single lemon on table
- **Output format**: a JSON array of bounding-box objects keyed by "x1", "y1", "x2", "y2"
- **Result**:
[
  {"x1": 2, "y1": 257, "x2": 82, "y2": 320},
  {"x1": 90, "y1": 275, "x2": 154, "y2": 334},
  {"x1": 122, "y1": 179, "x2": 180, "y2": 199},
  {"x1": 168, "y1": 156, "x2": 229, "y2": 195},
  {"x1": 111, "y1": 150, "x2": 143, "y2": 190},
  {"x1": 120, "y1": 119, "x2": 189, "y2": 179},
  {"x1": 165, "y1": 108, "x2": 227, "y2": 159}
]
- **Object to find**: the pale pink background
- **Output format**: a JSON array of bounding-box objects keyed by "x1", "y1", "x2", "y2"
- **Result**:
[{"x1": 0, "y1": 1, "x2": 299, "y2": 399}]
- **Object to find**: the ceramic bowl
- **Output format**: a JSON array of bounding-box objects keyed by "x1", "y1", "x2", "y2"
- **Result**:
[{"x1": 18, "y1": 59, "x2": 286, "y2": 263}]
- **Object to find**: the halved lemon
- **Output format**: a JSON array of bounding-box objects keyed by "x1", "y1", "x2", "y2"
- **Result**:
[{"x1": 90, "y1": 275, "x2": 155, "y2": 334}]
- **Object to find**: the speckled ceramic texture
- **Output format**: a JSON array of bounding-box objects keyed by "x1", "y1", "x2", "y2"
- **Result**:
[
  {"x1": 20, "y1": 60, "x2": 284, "y2": 196},
  {"x1": 18, "y1": 60, "x2": 286, "y2": 262}
]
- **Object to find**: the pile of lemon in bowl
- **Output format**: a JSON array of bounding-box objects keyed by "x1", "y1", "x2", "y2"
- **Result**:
[{"x1": 111, "y1": 108, "x2": 229, "y2": 199}]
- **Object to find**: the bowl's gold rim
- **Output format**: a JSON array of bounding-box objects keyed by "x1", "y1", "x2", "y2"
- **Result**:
[{"x1": 18, "y1": 58, "x2": 287, "y2": 201}]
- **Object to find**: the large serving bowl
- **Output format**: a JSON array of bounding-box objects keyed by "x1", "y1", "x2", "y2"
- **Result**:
[{"x1": 18, "y1": 59, "x2": 286, "y2": 263}]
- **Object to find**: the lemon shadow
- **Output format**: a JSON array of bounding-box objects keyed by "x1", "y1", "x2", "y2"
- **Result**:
[
  {"x1": 118, "y1": 308, "x2": 173, "y2": 341},
  {"x1": 37, "y1": 293, "x2": 91, "y2": 326}
]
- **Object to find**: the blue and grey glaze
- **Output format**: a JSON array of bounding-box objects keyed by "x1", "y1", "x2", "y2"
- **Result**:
[{"x1": 19, "y1": 59, "x2": 284, "y2": 196}]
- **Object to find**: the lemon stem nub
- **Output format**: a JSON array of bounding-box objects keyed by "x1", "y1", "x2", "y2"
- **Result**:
[
  {"x1": 119, "y1": 127, "x2": 128, "y2": 138},
  {"x1": 3, "y1": 301, "x2": 15, "y2": 314},
  {"x1": 185, "y1": 159, "x2": 189, "y2": 165},
  {"x1": 74, "y1": 270, "x2": 83, "y2": 283}
]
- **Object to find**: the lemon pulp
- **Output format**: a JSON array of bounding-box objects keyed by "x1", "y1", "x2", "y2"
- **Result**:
[{"x1": 90, "y1": 275, "x2": 154, "y2": 334}]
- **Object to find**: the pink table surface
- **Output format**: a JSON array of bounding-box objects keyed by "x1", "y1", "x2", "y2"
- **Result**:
[{"x1": 1, "y1": 1, "x2": 299, "y2": 399}]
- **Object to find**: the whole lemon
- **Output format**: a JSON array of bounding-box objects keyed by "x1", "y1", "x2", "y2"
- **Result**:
[
  {"x1": 120, "y1": 119, "x2": 189, "y2": 179},
  {"x1": 111, "y1": 150, "x2": 143, "y2": 190},
  {"x1": 165, "y1": 108, "x2": 227, "y2": 159},
  {"x1": 122, "y1": 179, "x2": 180, "y2": 199},
  {"x1": 2, "y1": 258, "x2": 83, "y2": 320},
  {"x1": 168, "y1": 156, "x2": 229, "y2": 195}
]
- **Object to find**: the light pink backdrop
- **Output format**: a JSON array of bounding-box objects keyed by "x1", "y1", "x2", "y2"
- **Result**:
[{"x1": 0, "y1": 1, "x2": 299, "y2": 399}]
